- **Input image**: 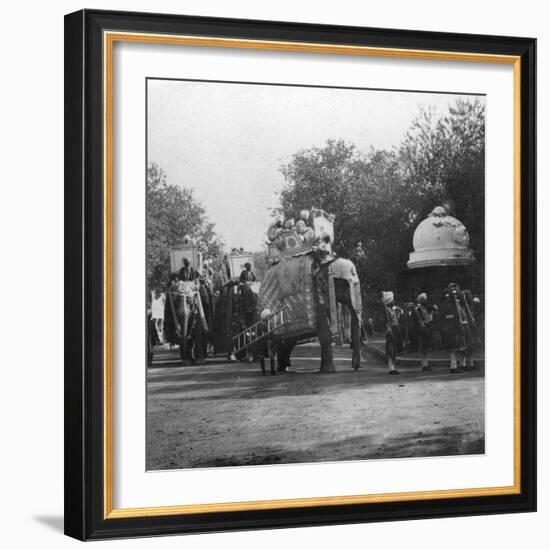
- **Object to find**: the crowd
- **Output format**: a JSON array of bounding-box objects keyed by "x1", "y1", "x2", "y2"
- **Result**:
[
  {"x1": 148, "y1": 245, "x2": 484, "y2": 376},
  {"x1": 381, "y1": 283, "x2": 483, "y2": 375}
]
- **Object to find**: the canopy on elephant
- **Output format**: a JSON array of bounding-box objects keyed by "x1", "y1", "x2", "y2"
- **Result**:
[{"x1": 258, "y1": 255, "x2": 317, "y2": 340}]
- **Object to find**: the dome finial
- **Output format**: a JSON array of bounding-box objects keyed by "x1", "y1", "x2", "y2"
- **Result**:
[{"x1": 429, "y1": 206, "x2": 446, "y2": 217}]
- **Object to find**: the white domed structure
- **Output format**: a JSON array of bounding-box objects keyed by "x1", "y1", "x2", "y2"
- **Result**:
[{"x1": 407, "y1": 206, "x2": 475, "y2": 269}]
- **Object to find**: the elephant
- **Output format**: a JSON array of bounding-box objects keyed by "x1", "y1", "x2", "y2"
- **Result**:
[
  {"x1": 259, "y1": 251, "x2": 363, "y2": 373},
  {"x1": 165, "y1": 280, "x2": 208, "y2": 366},
  {"x1": 212, "y1": 279, "x2": 260, "y2": 359}
]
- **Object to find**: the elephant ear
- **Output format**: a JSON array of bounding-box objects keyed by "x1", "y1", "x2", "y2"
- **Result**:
[{"x1": 331, "y1": 257, "x2": 363, "y2": 322}]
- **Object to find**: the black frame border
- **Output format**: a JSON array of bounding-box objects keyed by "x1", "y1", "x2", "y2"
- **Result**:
[{"x1": 64, "y1": 9, "x2": 536, "y2": 541}]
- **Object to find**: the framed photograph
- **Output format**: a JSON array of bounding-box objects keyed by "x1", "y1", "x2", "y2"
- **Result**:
[{"x1": 64, "y1": 9, "x2": 536, "y2": 540}]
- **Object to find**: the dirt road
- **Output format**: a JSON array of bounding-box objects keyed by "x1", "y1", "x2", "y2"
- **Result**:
[{"x1": 146, "y1": 345, "x2": 485, "y2": 470}]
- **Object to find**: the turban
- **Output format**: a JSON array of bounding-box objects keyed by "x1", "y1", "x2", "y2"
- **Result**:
[
  {"x1": 260, "y1": 309, "x2": 272, "y2": 320},
  {"x1": 416, "y1": 292, "x2": 427, "y2": 303},
  {"x1": 446, "y1": 282, "x2": 461, "y2": 294},
  {"x1": 284, "y1": 219, "x2": 295, "y2": 229},
  {"x1": 300, "y1": 209, "x2": 310, "y2": 221},
  {"x1": 381, "y1": 291, "x2": 394, "y2": 305}
]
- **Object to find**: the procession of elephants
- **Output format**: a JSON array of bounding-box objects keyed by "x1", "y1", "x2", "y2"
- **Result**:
[
  {"x1": 146, "y1": 208, "x2": 486, "y2": 469},
  {"x1": 148, "y1": 209, "x2": 365, "y2": 374}
]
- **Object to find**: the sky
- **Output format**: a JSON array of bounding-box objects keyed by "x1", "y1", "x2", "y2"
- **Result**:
[{"x1": 147, "y1": 79, "x2": 480, "y2": 251}]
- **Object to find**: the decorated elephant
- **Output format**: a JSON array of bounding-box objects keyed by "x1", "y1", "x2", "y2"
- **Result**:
[
  {"x1": 259, "y1": 250, "x2": 363, "y2": 372},
  {"x1": 164, "y1": 280, "x2": 209, "y2": 365},
  {"x1": 212, "y1": 279, "x2": 260, "y2": 358}
]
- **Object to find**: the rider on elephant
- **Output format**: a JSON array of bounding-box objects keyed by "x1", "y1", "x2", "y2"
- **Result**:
[
  {"x1": 239, "y1": 262, "x2": 257, "y2": 283},
  {"x1": 178, "y1": 257, "x2": 199, "y2": 282},
  {"x1": 296, "y1": 220, "x2": 315, "y2": 245}
]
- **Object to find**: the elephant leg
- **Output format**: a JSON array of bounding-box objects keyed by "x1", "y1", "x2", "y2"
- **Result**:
[
  {"x1": 260, "y1": 357, "x2": 267, "y2": 375},
  {"x1": 278, "y1": 342, "x2": 294, "y2": 372},
  {"x1": 350, "y1": 307, "x2": 362, "y2": 370},
  {"x1": 178, "y1": 315, "x2": 191, "y2": 366},
  {"x1": 179, "y1": 333, "x2": 190, "y2": 366},
  {"x1": 318, "y1": 304, "x2": 336, "y2": 373},
  {"x1": 269, "y1": 341, "x2": 277, "y2": 375},
  {"x1": 193, "y1": 321, "x2": 206, "y2": 365}
]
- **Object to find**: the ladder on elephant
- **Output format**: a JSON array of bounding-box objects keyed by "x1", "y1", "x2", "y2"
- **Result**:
[{"x1": 232, "y1": 306, "x2": 289, "y2": 354}]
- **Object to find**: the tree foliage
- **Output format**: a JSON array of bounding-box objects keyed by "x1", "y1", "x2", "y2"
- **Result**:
[
  {"x1": 399, "y1": 99, "x2": 485, "y2": 263},
  {"x1": 146, "y1": 163, "x2": 223, "y2": 291},
  {"x1": 277, "y1": 98, "x2": 485, "y2": 307}
]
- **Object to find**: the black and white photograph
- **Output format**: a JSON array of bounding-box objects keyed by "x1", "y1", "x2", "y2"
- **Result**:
[{"x1": 145, "y1": 79, "x2": 486, "y2": 471}]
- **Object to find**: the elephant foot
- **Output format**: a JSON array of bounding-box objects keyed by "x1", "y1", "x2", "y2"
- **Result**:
[
  {"x1": 319, "y1": 363, "x2": 336, "y2": 373},
  {"x1": 182, "y1": 360, "x2": 191, "y2": 367}
]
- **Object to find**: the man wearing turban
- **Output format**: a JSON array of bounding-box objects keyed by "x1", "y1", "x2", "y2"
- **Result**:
[
  {"x1": 412, "y1": 292, "x2": 436, "y2": 371},
  {"x1": 382, "y1": 291, "x2": 403, "y2": 375},
  {"x1": 440, "y1": 283, "x2": 477, "y2": 373},
  {"x1": 267, "y1": 214, "x2": 285, "y2": 242}
]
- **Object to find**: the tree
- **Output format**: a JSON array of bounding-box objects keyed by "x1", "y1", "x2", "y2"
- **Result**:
[
  {"x1": 278, "y1": 141, "x2": 411, "y2": 309},
  {"x1": 277, "y1": 98, "x2": 486, "y2": 306},
  {"x1": 146, "y1": 163, "x2": 223, "y2": 291},
  {"x1": 278, "y1": 139, "x2": 366, "y2": 253},
  {"x1": 398, "y1": 99, "x2": 486, "y2": 284}
]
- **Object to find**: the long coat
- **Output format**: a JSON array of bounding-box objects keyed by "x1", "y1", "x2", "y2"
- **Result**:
[{"x1": 440, "y1": 296, "x2": 476, "y2": 352}]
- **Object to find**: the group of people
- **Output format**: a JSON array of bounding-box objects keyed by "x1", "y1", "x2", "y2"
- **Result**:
[
  {"x1": 147, "y1": 255, "x2": 261, "y2": 365},
  {"x1": 382, "y1": 283, "x2": 483, "y2": 375},
  {"x1": 267, "y1": 210, "x2": 335, "y2": 267},
  {"x1": 267, "y1": 209, "x2": 315, "y2": 246}
]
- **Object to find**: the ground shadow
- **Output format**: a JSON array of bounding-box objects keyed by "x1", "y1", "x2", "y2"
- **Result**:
[
  {"x1": 33, "y1": 515, "x2": 64, "y2": 533},
  {"x1": 148, "y1": 362, "x2": 484, "y2": 402},
  {"x1": 189, "y1": 426, "x2": 485, "y2": 468}
]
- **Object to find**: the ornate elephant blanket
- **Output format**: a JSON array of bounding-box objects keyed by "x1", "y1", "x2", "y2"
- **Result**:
[{"x1": 258, "y1": 255, "x2": 317, "y2": 340}]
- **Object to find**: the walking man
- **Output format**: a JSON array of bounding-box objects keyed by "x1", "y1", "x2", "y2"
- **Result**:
[
  {"x1": 382, "y1": 291, "x2": 403, "y2": 375},
  {"x1": 413, "y1": 292, "x2": 434, "y2": 371},
  {"x1": 440, "y1": 283, "x2": 475, "y2": 373}
]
